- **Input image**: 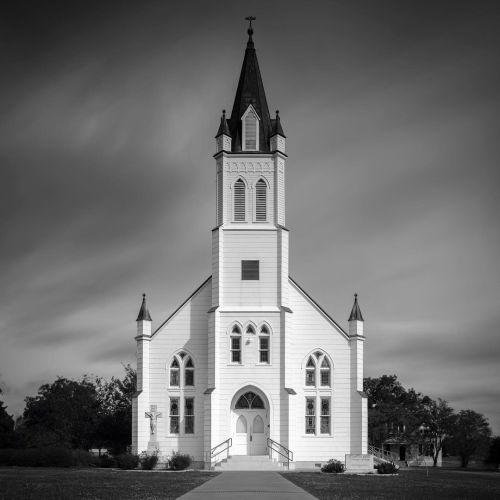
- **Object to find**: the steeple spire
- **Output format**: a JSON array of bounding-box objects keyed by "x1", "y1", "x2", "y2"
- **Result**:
[
  {"x1": 136, "y1": 293, "x2": 152, "y2": 322},
  {"x1": 228, "y1": 17, "x2": 272, "y2": 152},
  {"x1": 348, "y1": 293, "x2": 364, "y2": 322}
]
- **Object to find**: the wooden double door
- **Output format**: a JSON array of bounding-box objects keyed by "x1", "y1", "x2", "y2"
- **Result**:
[{"x1": 232, "y1": 410, "x2": 268, "y2": 455}]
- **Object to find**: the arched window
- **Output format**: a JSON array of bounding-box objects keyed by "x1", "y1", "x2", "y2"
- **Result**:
[
  {"x1": 231, "y1": 325, "x2": 242, "y2": 363},
  {"x1": 235, "y1": 391, "x2": 265, "y2": 409},
  {"x1": 320, "y1": 358, "x2": 330, "y2": 387},
  {"x1": 303, "y1": 351, "x2": 333, "y2": 435},
  {"x1": 259, "y1": 325, "x2": 270, "y2": 363},
  {"x1": 168, "y1": 353, "x2": 196, "y2": 435},
  {"x1": 243, "y1": 107, "x2": 259, "y2": 151},
  {"x1": 185, "y1": 357, "x2": 194, "y2": 386},
  {"x1": 234, "y1": 179, "x2": 246, "y2": 222},
  {"x1": 170, "y1": 358, "x2": 180, "y2": 387},
  {"x1": 305, "y1": 356, "x2": 316, "y2": 387},
  {"x1": 255, "y1": 179, "x2": 267, "y2": 221},
  {"x1": 246, "y1": 325, "x2": 255, "y2": 335}
]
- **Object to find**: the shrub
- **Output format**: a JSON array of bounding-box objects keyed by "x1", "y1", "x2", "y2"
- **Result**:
[
  {"x1": 321, "y1": 459, "x2": 345, "y2": 473},
  {"x1": 115, "y1": 452, "x2": 139, "y2": 470},
  {"x1": 376, "y1": 462, "x2": 399, "y2": 474},
  {"x1": 168, "y1": 451, "x2": 191, "y2": 470},
  {"x1": 98, "y1": 454, "x2": 117, "y2": 468},
  {"x1": 72, "y1": 449, "x2": 100, "y2": 467},
  {"x1": 140, "y1": 451, "x2": 159, "y2": 470}
]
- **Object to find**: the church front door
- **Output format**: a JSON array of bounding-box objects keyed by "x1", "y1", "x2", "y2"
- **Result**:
[
  {"x1": 232, "y1": 391, "x2": 268, "y2": 456},
  {"x1": 233, "y1": 410, "x2": 267, "y2": 455}
]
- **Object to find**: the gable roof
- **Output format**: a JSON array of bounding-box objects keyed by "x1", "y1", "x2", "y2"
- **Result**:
[
  {"x1": 152, "y1": 276, "x2": 211, "y2": 336},
  {"x1": 289, "y1": 277, "x2": 349, "y2": 339}
]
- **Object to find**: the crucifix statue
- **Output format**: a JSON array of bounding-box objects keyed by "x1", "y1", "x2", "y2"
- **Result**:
[{"x1": 145, "y1": 405, "x2": 162, "y2": 436}]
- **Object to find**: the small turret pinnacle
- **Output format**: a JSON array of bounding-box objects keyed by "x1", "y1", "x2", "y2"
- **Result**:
[
  {"x1": 348, "y1": 293, "x2": 364, "y2": 322},
  {"x1": 215, "y1": 109, "x2": 231, "y2": 138},
  {"x1": 136, "y1": 293, "x2": 152, "y2": 322},
  {"x1": 271, "y1": 109, "x2": 286, "y2": 137}
]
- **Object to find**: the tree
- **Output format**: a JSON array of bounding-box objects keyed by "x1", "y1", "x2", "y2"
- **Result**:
[
  {"x1": 22, "y1": 377, "x2": 99, "y2": 449},
  {"x1": 0, "y1": 388, "x2": 16, "y2": 448},
  {"x1": 485, "y1": 436, "x2": 500, "y2": 469},
  {"x1": 450, "y1": 409, "x2": 492, "y2": 467},
  {"x1": 94, "y1": 365, "x2": 136, "y2": 454},
  {"x1": 419, "y1": 398, "x2": 456, "y2": 467},
  {"x1": 364, "y1": 375, "x2": 432, "y2": 447}
]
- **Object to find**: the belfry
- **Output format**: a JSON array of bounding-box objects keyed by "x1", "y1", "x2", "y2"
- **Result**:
[{"x1": 132, "y1": 20, "x2": 367, "y2": 470}]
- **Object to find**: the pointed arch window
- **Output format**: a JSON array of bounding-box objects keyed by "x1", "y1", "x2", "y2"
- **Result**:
[
  {"x1": 235, "y1": 391, "x2": 265, "y2": 409},
  {"x1": 305, "y1": 357, "x2": 316, "y2": 387},
  {"x1": 303, "y1": 351, "x2": 333, "y2": 435},
  {"x1": 234, "y1": 179, "x2": 246, "y2": 222},
  {"x1": 246, "y1": 325, "x2": 255, "y2": 335},
  {"x1": 320, "y1": 358, "x2": 330, "y2": 387},
  {"x1": 259, "y1": 325, "x2": 270, "y2": 363},
  {"x1": 243, "y1": 107, "x2": 259, "y2": 151},
  {"x1": 170, "y1": 358, "x2": 180, "y2": 387},
  {"x1": 185, "y1": 357, "x2": 194, "y2": 387},
  {"x1": 255, "y1": 179, "x2": 267, "y2": 221},
  {"x1": 231, "y1": 325, "x2": 242, "y2": 363}
]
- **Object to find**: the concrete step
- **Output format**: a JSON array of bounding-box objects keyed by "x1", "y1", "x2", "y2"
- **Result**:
[{"x1": 215, "y1": 455, "x2": 284, "y2": 471}]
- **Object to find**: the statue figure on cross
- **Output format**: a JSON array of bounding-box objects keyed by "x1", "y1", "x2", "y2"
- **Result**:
[{"x1": 145, "y1": 405, "x2": 162, "y2": 436}]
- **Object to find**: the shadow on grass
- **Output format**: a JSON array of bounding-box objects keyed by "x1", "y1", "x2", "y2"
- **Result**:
[
  {"x1": 0, "y1": 467, "x2": 219, "y2": 500},
  {"x1": 282, "y1": 468, "x2": 500, "y2": 500}
]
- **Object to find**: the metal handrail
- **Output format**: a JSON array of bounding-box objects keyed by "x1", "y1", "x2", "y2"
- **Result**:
[
  {"x1": 206, "y1": 438, "x2": 232, "y2": 468},
  {"x1": 267, "y1": 438, "x2": 293, "y2": 469},
  {"x1": 368, "y1": 444, "x2": 396, "y2": 464}
]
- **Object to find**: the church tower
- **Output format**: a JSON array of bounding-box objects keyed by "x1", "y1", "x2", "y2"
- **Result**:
[{"x1": 206, "y1": 18, "x2": 289, "y2": 456}]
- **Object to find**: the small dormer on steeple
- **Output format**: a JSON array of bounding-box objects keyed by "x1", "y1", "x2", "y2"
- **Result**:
[
  {"x1": 215, "y1": 109, "x2": 232, "y2": 153},
  {"x1": 270, "y1": 110, "x2": 286, "y2": 153}
]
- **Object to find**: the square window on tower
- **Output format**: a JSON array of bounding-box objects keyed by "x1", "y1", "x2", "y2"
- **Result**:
[{"x1": 241, "y1": 260, "x2": 259, "y2": 280}]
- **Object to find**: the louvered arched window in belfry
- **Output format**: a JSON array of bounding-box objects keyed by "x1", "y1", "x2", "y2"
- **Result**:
[
  {"x1": 234, "y1": 179, "x2": 246, "y2": 222},
  {"x1": 243, "y1": 107, "x2": 258, "y2": 150},
  {"x1": 255, "y1": 179, "x2": 267, "y2": 221}
]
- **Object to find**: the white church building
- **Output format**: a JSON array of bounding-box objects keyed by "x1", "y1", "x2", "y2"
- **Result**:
[{"x1": 132, "y1": 23, "x2": 368, "y2": 470}]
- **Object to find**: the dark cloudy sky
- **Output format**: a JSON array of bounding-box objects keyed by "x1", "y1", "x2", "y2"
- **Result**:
[{"x1": 1, "y1": 0, "x2": 499, "y2": 433}]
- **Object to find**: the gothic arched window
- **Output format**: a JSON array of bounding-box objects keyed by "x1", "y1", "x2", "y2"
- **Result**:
[
  {"x1": 170, "y1": 358, "x2": 180, "y2": 387},
  {"x1": 243, "y1": 107, "x2": 259, "y2": 151},
  {"x1": 259, "y1": 324, "x2": 270, "y2": 363},
  {"x1": 234, "y1": 179, "x2": 246, "y2": 222},
  {"x1": 235, "y1": 391, "x2": 265, "y2": 409},
  {"x1": 255, "y1": 179, "x2": 267, "y2": 221},
  {"x1": 230, "y1": 325, "x2": 242, "y2": 363},
  {"x1": 303, "y1": 351, "x2": 333, "y2": 435},
  {"x1": 185, "y1": 357, "x2": 194, "y2": 387}
]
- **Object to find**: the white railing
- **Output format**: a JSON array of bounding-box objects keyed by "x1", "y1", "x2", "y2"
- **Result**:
[{"x1": 368, "y1": 444, "x2": 397, "y2": 463}]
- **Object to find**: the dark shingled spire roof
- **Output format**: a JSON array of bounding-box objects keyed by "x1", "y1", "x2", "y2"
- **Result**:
[
  {"x1": 228, "y1": 22, "x2": 272, "y2": 152},
  {"x1": 136, "y1": 293, "x2": 152, "y2": 322},
  {"x1": 215, "y1": 109, "x2": 231, "y2": 138},
  {"x1": 348, "y1": 293, "x2": 364, "y2": 322},
  {"x1": 271, "y1": 110, "x2": 285, "y2": 137}
]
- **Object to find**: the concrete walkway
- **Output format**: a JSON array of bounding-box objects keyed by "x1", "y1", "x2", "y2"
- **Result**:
[{"x1": 177, "y1": 471, "x2": 317, "y2": 500}]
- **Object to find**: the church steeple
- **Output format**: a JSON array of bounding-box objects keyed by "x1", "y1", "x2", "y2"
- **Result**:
[{"x1": 228, "y1": 18, "x2": 273, "y2": 152}]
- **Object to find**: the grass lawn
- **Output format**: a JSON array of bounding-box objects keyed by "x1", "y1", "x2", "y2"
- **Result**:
[
  {"x1": 0, "y1": 467, "x2": 218, "y2": 500},
  {"x1": 282, "y1": 468, "x2": 500, "y2": 500}
]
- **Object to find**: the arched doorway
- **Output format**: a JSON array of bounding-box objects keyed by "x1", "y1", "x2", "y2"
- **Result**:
[{"x1": 231, "y1": 389, "x2": 269, "y2": 455}]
